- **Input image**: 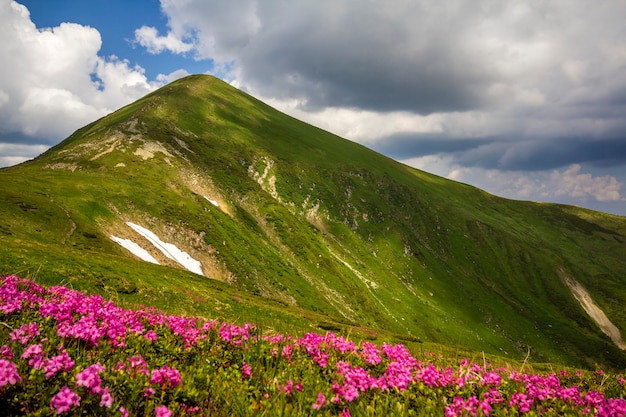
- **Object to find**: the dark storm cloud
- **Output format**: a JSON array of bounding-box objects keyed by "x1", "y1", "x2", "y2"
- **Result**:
[
  {"x1": 238, "y1": 27, "x2": 488, "y2": 114},
  {"x1": 488, "y1": 136, "x2": 626, "y2": 171},
  {"x1": 371, "y1": 133, "x2": 495, "y2": 159},
  {"x1": 378, "y1": 133, "x2": 626, "y2": 172},
  {"x1": 241, "y1": 54, "x2": 486, "y2": 114},
  {"x1": 0, "y1": 132, "x2": 55, "y2": 147}
]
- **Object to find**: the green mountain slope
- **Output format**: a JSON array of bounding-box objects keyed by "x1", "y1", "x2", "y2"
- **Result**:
[{"x1": 1, "y1": 74, "x2": 625, "y2": 368}]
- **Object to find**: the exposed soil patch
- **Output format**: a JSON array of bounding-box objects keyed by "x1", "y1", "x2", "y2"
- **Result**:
[{"x1": 559, "y1": 268, "x2": 625, "y2": 350}]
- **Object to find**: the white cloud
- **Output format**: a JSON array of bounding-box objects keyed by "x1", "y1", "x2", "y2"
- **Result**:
[
  {"x1": 18, "y1": 87, "x2": 103, "y2": 137},
  {"x1": 134, "y1": 25, "x2": 193, "y2": 54},
  {"x1": 402, "y1": 155, "x2": 624, "y2": 212},
  {"x1": 480, "y1": 164, "x2": 624, "y2": 205},
  {"x1": 0, "y1": 90, "x2": 9, "y2": 107},
  {"x1": 156, "y1": 68, "x2": 191, "y2": 85},
  {"x1": 91, "y1": 57, "x2": 156, "y2": 107},
  {"x1": 561, "y1": 60, "x2": 589, "y2": 84},
  {"x1": 0, "y1": 142, "x2": 48, "y2": 166},
  {"x1": 0, "y1": 0, "x2": 189, "y2": 167},
  {"x1": 260, "y1": 98, "x2": 446, "y2": 145},
  {"x1": 156, "y1": 0, "x2": 261, "y2": 63},
  {"x1": 550, "y1": 164, "x2": 623, "y2": 203},
  {"x1": 400, "y1": 155, "x2": 458, "y2": 180}
]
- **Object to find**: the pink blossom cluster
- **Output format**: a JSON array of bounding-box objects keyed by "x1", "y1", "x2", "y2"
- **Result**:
[
  {"x1": 151, "y1": 365, "x2": 182, "y2": 388},
  {"x1": 2, "y1": 274, "x2": 626, "y2": 416},
  {"x1": 279, "y1": 379, "x2": 303, "y2": 396},
  {"x1": 76, "y1": 363, "x2": 106, "y2": 395},
  {"x1": 117, "y1": 354, "x2": 149, "y2": 376},
  {"x1": 0, "y1": 276, "x2": 189, "y2": 414},
  {"x1": 0, "y1": 276, "x2": 44, "y2": 314},
  {"x1": 9, "y1": 322, "x2": 40, "y2": 345},
  {"x1": 241, "y1": 361, "x2": 252, "y2": 379},
  {"x1": 219, "y1": 322, "x2": 254, "y2": 346},
  {"x1": 0, "y1": 358, "x2": 22, "y2": 386},
  {"x1": 50, "y1": 386, "x2": 81, "y2": 414},
  {"x1": 43, "y1": 349, "x2": 75, "y2": 379},
  {"x1": 39, "y1": 285, "x2": 147, "y2": 347},
  {"x1": 290, "y1": 326, "x2": 626, "y2": 415}
]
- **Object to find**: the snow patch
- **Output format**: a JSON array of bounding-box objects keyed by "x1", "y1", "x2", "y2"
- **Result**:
[
  {"x1": 125, "y1": 222, "x2": 204, "y2": 276},
  {"x1": 204, "y1": 196, "x2": 219, "y2": 207},
  {"x1": 110, "y1": 235, "x2": 160, "y2": 265}
]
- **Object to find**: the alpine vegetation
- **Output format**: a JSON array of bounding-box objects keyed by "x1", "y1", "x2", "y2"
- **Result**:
[
  {"x1": 2, "y1": 275, "x2": 625, "y2": 416},
  {"x1": 1, "y1": 74, "x2": 625, "y2": 374}
]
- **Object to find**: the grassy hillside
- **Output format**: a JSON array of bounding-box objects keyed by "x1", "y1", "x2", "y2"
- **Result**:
[
  {"x1": 3, "y1": 275, "x2": 625, "y2": 416},
  {"x1": 1, "y1": 74, "x2": 625, "y2": 369}
]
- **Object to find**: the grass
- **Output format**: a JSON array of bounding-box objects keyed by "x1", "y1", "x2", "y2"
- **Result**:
[
  {"x1": 2, "y1": 275, "x2": 625, "y2": 416},
  {"x1": 0, "y1": 74, "x2": 625, "y2": 371}
]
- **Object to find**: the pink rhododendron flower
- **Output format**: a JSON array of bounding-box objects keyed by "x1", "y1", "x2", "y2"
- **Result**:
[
  {"x1": 312, "y1": 392, "x2": 327, "y2": 410},
  {"x1": 50, "y1": 386, "x2": 80, "y2": 414},
  {"x1": 597, "y1": 398, "x2": 626, "y2": 416},
  {"x1": 150, "y1": 365, "x2": 182, "y2": 388},
  {"x1": 241, "y1": 361, "x2": 252, "y2": 379},
  {"x1": 509, "y1": 392, "x2": 533, "y2": 413},
  {"x1": 99, "y1": 387, "x2": 114, "y2": 408},
  {"x1": 219, "y1": 322, "x2": 253, "y2": 346},
  {"x1": 126, "y1": 355, "x2": 149, "y2": 375},
  {"x1": 9, "y1": 322, "x2": 40, "y2": 345},
  {"x1": 343, "y1": 385, "x2": 359, "y2": 402},
  {"x1": 155, "y1": 405, "x2": 172, "y2": 417},
  {"x1": 181, "y1": 404, "x2": 201, "y2": 413},
  {"x1": 75, "y1": 363, "x2": 105, "y2": 394},
  {"x1": 43, "y1": 350, "x2": 74, "y2": 379},
  {"x1": 280, "y1": 379, "x2": 303, "y2": 395},
  {"x1": 144, "y1": 330, "x2": 158, "y2": 341},
  {"x1": 360, "y1": 342, "x2": 382, "y2": 365},
  {"x1": 0, "y1": 359, "x2": 22, "y2": 386},
  {"x1": 201, "y1": 319, "x2": 219, "y2": 332},
  {"x1": 0, "y1": 344, "x2": 13, "y2": 359},
  {"x1": 4, "y1": 276, "x2": 626, "y2": 416},
  {"x1": 21, "y1": 343, "x2": 44, "y2": 369}
]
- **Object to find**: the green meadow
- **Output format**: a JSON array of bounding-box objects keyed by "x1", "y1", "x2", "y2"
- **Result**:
[{"x1": 1, "y1": 75, "x2": 625, "y2": 372}]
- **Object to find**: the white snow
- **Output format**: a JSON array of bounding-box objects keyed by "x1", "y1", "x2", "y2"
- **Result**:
[
  {"x1": 204, "y1": 196, "x2": 219, "y2": 207},
  {"x1": 125, "y1": 222, "x2": 204, "y2": 276},
  {"x1": 110, "y1": 235, "x2": 160, "y2": 265}
]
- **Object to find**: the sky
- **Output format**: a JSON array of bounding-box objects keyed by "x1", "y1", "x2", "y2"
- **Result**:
[{"x1": 1, "y1": 0, "x2": 625, "y2": 216}]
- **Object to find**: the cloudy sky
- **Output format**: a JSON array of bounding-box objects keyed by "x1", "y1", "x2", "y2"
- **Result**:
[{"x1": 1, "y1": 0, "x2": 625, "y2": 215}]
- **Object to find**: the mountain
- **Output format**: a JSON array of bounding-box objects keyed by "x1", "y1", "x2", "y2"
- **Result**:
[{"x1": 1, "y1": 74, "x2": 625, "y2": 369}]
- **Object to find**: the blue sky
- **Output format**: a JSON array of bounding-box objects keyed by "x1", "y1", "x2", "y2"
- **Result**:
[
  {"x1": 20, "y1": 0, "x2": 209, "y2": 79},
  {"x1": 1, "y1": 0, "x2": 626, "y2": 216}
]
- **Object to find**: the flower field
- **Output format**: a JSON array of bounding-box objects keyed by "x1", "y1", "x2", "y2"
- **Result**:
[{"x1": 1, "y1": 275, "x2": 625, "y2": 416}]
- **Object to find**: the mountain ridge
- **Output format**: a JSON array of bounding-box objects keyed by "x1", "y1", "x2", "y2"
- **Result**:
[{"x1": 1, "y1": 74, "x2": 625, "y2": 369}]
